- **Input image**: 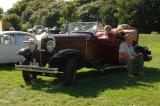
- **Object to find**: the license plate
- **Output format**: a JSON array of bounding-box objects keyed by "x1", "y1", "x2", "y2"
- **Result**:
[{"x1": 30, "y1": 61, "x2": 39, "y2": 66}]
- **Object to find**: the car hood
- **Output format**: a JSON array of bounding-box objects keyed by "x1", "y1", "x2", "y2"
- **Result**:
[{"x1": 36, "y1": 32, "x2": 94, "y2": 41}]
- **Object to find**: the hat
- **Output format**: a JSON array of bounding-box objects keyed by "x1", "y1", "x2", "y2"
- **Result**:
[{"x1": 104, "y1": 25, "x2": 112, "y2": 30}]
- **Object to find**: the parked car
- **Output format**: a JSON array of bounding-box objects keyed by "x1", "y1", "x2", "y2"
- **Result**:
[
  {"x1": 16, "y1": 22, "x2": 152, "y2": 86},
  {"x1": 49, "y1": 27, "x2": 61, "y2": 34},
  {"x1": 28, "y1": 25, "x2": 45, "y2": 34},
  {"x1": 0, "y1": 31, "x2": 36, "y2": 64},
  {"x1": 35, "y1": 32, "x2": 55, "y2": 41},
  {"x1": 117, "y1": 24, "x2": 131, "y2": 29}
]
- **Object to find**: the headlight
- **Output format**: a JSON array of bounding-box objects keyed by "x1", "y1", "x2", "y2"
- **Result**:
[
  {"x1": 29, "y1": 41, "x2": 37, "y2": 52},
  {"x1": 46, "y1": 40, "x2": 56, "y2": 53}
]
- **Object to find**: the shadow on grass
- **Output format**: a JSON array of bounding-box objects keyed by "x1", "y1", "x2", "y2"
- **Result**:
[
  {"x1": 23, "y1": 67, "x2": 160, "y2": 98},
  {"x1": 0, "y1": 64, "x2": 15, "y2": 71}
]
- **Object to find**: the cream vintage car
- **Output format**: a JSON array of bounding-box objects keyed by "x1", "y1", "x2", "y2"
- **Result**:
[{"x1": 0, "y1": 31, "x2": 36, "y2": 64}]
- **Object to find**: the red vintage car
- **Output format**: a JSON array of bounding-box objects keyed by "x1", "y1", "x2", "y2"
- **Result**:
[{"x1": 16, "y1": 22, "x2": 152, "y2": 86}]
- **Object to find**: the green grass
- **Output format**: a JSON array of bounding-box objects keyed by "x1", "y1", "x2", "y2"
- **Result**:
[{"x1": 0, "y1": 34, "x2": 160, "y2": 106}]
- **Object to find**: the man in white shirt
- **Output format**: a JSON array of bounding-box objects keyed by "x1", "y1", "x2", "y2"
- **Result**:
[{"x1": 119, "y1": 32, "x2": 146, "y2": 78}]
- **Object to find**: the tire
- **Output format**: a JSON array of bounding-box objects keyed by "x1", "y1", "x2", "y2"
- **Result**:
[
  {"x1": 63, "y1": 58, "x2": 77, "y2": 86},
  {"x1": 22, "y1": 71, "x2": 37, "y2": 85},
  {"x1": 21, "y1": 60, "x2": 38, "y2": 85}
]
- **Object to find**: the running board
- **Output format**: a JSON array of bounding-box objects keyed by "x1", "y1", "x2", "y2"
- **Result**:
[{"x1": 104, "y1": 65, "x2": 126, "y2": 70}]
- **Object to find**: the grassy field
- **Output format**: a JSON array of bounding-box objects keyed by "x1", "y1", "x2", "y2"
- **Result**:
[{"x1": 0, "y1": 34, "x2": 160, "y2": 106}]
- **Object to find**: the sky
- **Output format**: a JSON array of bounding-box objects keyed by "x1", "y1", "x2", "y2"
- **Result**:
[{"x1": 0, "y1": 0, "x2": 20, "y2": 12}]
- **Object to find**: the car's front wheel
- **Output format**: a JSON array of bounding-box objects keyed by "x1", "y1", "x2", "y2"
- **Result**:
[
  {"x1": 63, "y1": 58, "x2": 77, "y2": 86},
  {"x1": 22, "y1": 71, "x2": 37, "y2": 85},
  {"x1": 21, "y1": 60, "x2": 38, "y2": 85}
]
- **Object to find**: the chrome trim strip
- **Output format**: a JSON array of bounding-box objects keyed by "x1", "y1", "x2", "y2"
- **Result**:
[{"x1": 15, "y1": 65, "x2": 58, "y2": 74}]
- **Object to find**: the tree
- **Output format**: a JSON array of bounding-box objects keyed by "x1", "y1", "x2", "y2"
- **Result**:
[
  {"x1": 59, "y1": 1, "x2": 79, "y2": 24},
  {"x1": 115, "y1": 0, "x2": 160, "y2": 32},
  {"x1": 3, "y1": 0, "x2": 160, "y2": 33},
  {"x1": 136, "y1": 0, "x2": 160, "y2": 32},
  {"x1": 77, "y1": 1, "x2": 101, "y2": 22},
  {"x1": 115, "y1": 0, "x2": 139, "y2": 26},
  {"x1": 2, "y1": 13, "x2": 21, "y2": 30},
  {"x1": 0, "y1": 7, "x2": 3, "y2": 19},
  {"x1": 99, "y1": 0, "x2": 118, "y2": 27},
  {"x1": 21, "y1": 9, "x2": 33, "y2": 22}
]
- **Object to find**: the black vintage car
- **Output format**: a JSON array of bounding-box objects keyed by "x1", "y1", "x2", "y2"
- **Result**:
[{"x1": 16, "y1": 22, "x2": 152, "y2": 86}]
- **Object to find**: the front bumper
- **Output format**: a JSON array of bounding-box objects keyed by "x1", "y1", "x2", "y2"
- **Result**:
[{"x1": 15, "y1": 64, "x2": 59, "y2": 74}]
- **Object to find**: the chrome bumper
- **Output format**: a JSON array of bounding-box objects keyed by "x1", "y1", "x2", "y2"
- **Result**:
[{"x1": 15, "y1": 64, "x2": 59, "y2": 74}]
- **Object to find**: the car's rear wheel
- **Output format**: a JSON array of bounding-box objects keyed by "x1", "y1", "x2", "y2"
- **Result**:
[{"x1": 63, "y1": 58, "x2": 77, "y2": 86}]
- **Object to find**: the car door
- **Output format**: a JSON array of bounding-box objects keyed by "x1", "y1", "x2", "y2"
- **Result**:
[
  {"x1": 87, "y1": 36, "x2": 119, "y2": 64},
  {"x1": 97, "y1": 39, "x2": 119, "y2": 64}
]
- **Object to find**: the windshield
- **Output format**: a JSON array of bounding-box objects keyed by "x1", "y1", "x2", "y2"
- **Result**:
[{"x1": 68, "y1": 22, "x2": 98, "y2": 33}]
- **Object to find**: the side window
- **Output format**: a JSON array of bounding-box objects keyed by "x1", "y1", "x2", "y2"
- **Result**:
[
  {"x1": 1, "y1": 34, "x2": 16, "y2": 44},
  {"x1": 0, "y1": 35, "x2": 2, "y2": 43},
  {"x1": 16, "y1": 34, "x2": 35, "y2": 44}
]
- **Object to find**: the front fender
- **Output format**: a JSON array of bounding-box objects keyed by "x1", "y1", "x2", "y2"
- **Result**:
[
  {"x1": 48, "y1": 49, "x2": 90, "y2": 68},
  {"x1": 18, "y1": 48, "x2": 31, "y2": 62},
  {"x1": 54, "y1": 49, "x2": 83, "y2": 58}
]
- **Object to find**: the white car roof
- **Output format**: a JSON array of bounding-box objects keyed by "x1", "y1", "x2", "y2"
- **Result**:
[{"x1": 0, "y1": 31, "x2": 32, "y2": 35}]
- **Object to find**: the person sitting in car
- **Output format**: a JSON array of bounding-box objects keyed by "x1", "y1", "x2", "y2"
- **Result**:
[
  {"x1": 97, "y1": 25, "x2": 115, "y2": 40},
  {"x1": 119, "y1": 32, "x2": 146, "y2": 78}
]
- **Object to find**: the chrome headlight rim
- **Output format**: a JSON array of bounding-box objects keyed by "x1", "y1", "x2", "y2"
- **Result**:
[
  {"x1": 46, "y1": 40, "x2": 56, "y2": 53},
  {"x1": 29, "y1": 41, "x2": 37, "y2": 52}
]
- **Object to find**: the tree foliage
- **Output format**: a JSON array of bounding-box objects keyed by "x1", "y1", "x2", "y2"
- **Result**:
[
  {"x1": 136, "y1": 0, "x2": 160, "y2": 32},
  {"x1": 2, "y1": 13, "x2": 21, "y2": 30},
  {"x1": 0, "y1": 7, "x2": 3, "y2": 19},
  {"x1": 2, "y1": 0, "x2": 160, "y2": 33},
  {"x1": 115, "y1": 0, "x2": 138, "y2": 25},
  {"x1": 99, "y1": 0, "x2": 118, "y2": 27},
  {"x1": 59, "y1": 1, "x2": 79, "y2": 24}
]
